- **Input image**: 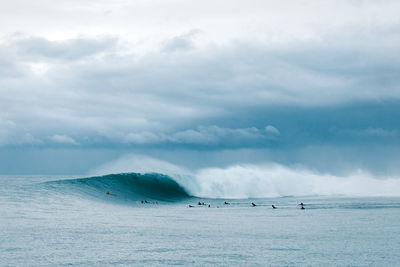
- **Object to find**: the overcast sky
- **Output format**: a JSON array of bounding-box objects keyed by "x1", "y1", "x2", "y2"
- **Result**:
[{"x1": 1, "y1": 0, "x2": 400, "y2": 174}]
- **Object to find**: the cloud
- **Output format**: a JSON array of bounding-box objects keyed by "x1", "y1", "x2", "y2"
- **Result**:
[
  {"x1": 0, "y1": 19, "x2": 400, "y2": 150},
  {"x1": 162, "y1": 30, "x2": 202, "y2": 52},
  {"x1": 169, "y1": 126, "x2": 264, "y2": 145},
  {"x1": 121, "y1": 125, "x2": 279, "y2": 147},
  {"x1": 49, "y1": 134, "x2": 78, "y2": 145},
  {"x1": 265, "y1": 125, "x2": 280, "y2": 136},
  {"x1": 5, "y1": 35, "x2": 118, "y2": 60}
]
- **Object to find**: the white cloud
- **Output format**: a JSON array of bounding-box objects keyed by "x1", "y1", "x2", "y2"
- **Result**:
[
  {"x1": 1, "y1": 0, "x2": 399, "y2": 47},
  {"x1": 49, "y1": 134, "x2": 79, "y2": 145},
  {"x1": 121, "y1": 125, "x2": 277, "y2": 146},
  {"x1": 265, "y1": 125, "x2": 280, "y2": 136}
]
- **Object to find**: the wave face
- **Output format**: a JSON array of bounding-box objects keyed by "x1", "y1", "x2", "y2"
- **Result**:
[{"x1": 45, "y1": 173, "x2": 190, "y2": 202}]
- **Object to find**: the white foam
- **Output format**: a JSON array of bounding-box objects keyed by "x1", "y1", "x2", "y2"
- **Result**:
[{"x1": 188, "y1": 164, "x2": 400, "y2": 198}]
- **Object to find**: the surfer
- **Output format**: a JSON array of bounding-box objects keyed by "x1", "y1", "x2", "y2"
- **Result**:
[
  {"x1": 106, "y1": 191, "x2": 110, "y2": 195},
  {"x1": 189, "y1": 205, "x2": 194, "y2": 208},
  {"x1": 272, "y1": 205, "x2": 276, "y2": 209},
  {"x1": 301, "y1": 206, "x2": 305, "y2": 210},
  {"x1": 224, "y1": 201, "x2": 230, "y2": 205},
  {"x1": 252, "y1": 202, "x2": 257, "y2": 207},
  {"x1": 299, "y1": 203, "x2": 305, "y2": 209}
]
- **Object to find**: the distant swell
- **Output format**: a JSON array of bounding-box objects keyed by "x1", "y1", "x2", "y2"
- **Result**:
[{"x1": 45, "y1": 173, "x2": 190, "y2": 202}]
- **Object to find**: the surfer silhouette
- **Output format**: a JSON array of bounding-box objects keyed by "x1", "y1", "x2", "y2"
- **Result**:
[
  {"x1": 299, "y1": 203, "x2": 305, "y2": 209},
  {"x1": 224, "y1": 201, "x2": 230, "y2": 205},
  {"x1": 252, "y1": 202, "x2": 257, "y2": 207},
  {"x1": 272, "y1": 205, "x2": 276, "y2": 209}
]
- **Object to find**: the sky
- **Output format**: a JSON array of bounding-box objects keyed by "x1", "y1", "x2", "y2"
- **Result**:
[{"x1": 1, "y1": 0, "x2": 400, "y2": 175}]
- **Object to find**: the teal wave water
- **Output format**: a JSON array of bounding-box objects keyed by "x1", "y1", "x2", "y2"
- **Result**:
[{"x1": 43, "y1": 172, "x2": 191, "y2": 202}]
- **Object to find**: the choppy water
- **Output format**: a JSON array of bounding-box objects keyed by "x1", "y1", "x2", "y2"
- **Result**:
[{"x1": 1, "y1": 174, "x2": 400, "y2": 266}]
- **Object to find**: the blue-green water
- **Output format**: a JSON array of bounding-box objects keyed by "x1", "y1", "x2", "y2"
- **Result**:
[{"x1": 1, "y1": 174, "x2": 400, "y2": 266}]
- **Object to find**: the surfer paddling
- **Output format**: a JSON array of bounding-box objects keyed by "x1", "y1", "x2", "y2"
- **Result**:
[
  {"x1": 272, "y1": 205, "x2": 276, "y2": 209},
  {"x1": 252, "y1": 202, "x2": 257, "y2": 207}
]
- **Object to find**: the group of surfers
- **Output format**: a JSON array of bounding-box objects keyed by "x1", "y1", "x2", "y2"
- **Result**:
[
  {"x1": 106, "y1": 191, "x2": 306, "y2": 209},
  {"x1": 188, "y1": 201, "x2": 307, "y2": 209}
]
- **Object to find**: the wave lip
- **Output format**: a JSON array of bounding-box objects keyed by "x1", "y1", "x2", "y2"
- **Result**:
[{"x1": 45, "y1": 172, "x2": 191, "y2": 202}]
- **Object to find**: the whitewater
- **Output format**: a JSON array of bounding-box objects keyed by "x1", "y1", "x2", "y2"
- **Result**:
[{"x1": 2, "y1": 161, "x2": 400, "y2": 266}]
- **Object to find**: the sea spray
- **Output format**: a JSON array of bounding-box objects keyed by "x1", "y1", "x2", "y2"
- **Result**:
[{"x1": 188, "y1": 164, "x2": 400, "y2": 198}]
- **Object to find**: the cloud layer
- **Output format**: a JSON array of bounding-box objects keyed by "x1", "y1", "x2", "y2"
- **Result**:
[{"x1": 1, "y1": 27, "x2": 399, "y2": 148}]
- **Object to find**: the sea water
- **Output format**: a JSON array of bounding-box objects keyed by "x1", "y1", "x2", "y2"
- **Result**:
[{"x1": 1, "y1": 174, "x2": 400, "y2": 266}]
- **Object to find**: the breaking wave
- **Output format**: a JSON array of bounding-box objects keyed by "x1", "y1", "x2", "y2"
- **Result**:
[
  {"x1": 189, "y1": 164, "x2": 400, "y2": 198},
  {"x1": 44, "y1": 163, "x2": 400, "y2": 201}
]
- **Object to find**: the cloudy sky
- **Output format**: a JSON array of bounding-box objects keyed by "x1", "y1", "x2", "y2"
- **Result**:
[{"x1": 1, "y1": 0, "x2": 400, "y2": 174}]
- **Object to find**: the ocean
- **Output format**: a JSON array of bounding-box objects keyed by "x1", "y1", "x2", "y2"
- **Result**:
[{"x1": 1, "y1": 173, "x2": 400, "y2": 266}]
